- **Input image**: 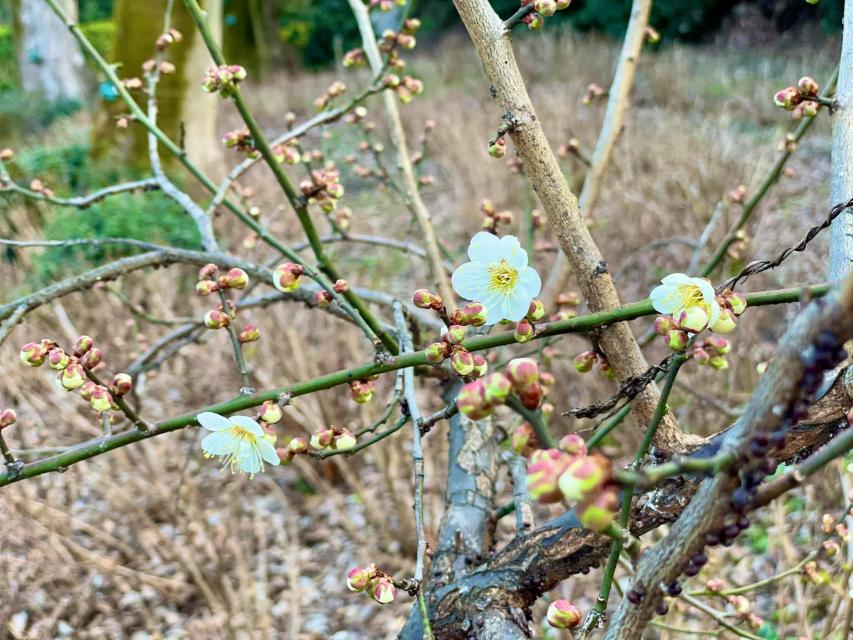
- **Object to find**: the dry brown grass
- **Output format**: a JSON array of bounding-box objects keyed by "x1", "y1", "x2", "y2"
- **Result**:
[{"x1": 0, "y1": 19, "x2": 848, "y2": 639}]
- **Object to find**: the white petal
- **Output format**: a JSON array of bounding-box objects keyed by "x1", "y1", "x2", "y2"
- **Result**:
[
  {"x1": 197, "y1": 412, "x2": 232, "y2": 432},
  {"x1": 661, "y1": 273, "x2": 692, "y2": 286},
  {"x1": 695, "y1": 278, "x2": 717, "y2": 303},
  {"x1": 467, "y1": 232, "x2": 503, "y2": 263},
  {"x1": 501, "y1": 288, "x2": 534, "y2": 323},
  {"x1": 452, "y1": 262, "x2": 489, "y2": 301},
  {"x1": 236, "y1": 440, "x2": 262, "y2": 475},
  {"x1": 202, "y1": 431, "x2": 238, "y2": 456},
  {"x1": 707, "y1": 299, "x2": 721, "y2": 326},
  {"x1": 517, "y1": 266, "x2": 541, "y2": 298},
  {"x1": 498, "y1": 235, "x2": 527, "y2": 268},
  {"x1": 230, "y1": 415, "x2": 263, "y2": 435},
  {"x1": 257, "y1": 438, "x2": 280, "y2": 466},
  {"x1": 649, "y1": 285, "x2": 680, "y2": 314},
  {"x1": 478, "y1": 290, "x2": 506, "y2": 325}
]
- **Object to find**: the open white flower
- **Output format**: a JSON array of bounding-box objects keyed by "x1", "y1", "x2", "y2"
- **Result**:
[
  {"x1": 650, "y1": 273, "x2": 721, "y2": 330},
  {"x1": 451, "y1": 232, "x2": 541, "y2": 324},
  {"x1": 197, "y1": 411, "x2": 279, "y2": 476}
]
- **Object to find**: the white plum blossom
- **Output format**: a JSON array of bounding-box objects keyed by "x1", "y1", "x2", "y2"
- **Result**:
[
  {"x1": 650, "y1": 273, "x2": 721, "y2": 331},
  {"x1": 451, "y1": 232, "x2": 541, "y2": 324},
  {"x1": 198, "y1": 411, "x2": 279, "y2": 476}
]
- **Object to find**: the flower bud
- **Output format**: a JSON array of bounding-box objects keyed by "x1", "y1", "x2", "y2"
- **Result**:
[
  {"x1": 534, "y1": 0, "x2": 557, "y2": 16},
  {"x1": 204, "y1": 309, "x2": 231, "y2": 329},
  {"x1": 505, "y1": 357, "x2": 540, "y2": 390},
  {"x1": 456, "y1": 380, "x2": 493, "y2": 420},
  {"x1": 518, "y1": 382, "x2": 543, "y2": 410},
  {"x1": 558, "y1": 433, "x2": 587, "y2": 457},
  {"x1": 514, "y1": 318, "x2": 534, "y2": 343},
  {"x1": 524, "y1": 11, "x2": 544, "y2": 29},
  {"x1": 822, "y1": 513, "x2": 836, "y2": 534},
  {"x1": 556, "y1": 0, "x2": 571, "y2": 9},
  {"x1": 81, "y1": 348, "x2": 103, "y2": 370},
  {"x1": 111, "y1": 373, "x2": 133, "y2": 396},
  {"x1": 558, "y1": 454, "x2": 611, "y2": 502},
  {"x1": 800, "y1": 101, "x2": 819, "y2": 118},
  {"x1": 482, "y1": 373, "x2": 512, "y2": 405},
  {"x1": 526, "y1": 449, "x2": 572, "y2": 503},
  {"x1": 710, "y1": 308, "x2": 737, "y2": 333},
  {"x1": 773, "y1": 86, "x2": 801, "y2": 110},
  {"x1": 79, "y1": 380, "x2": 97, "y2": 400},
  {"x1": 334, "y1": 429, "x2": 357, "y2": 451},
  {"x1": 196, "y1": 279, "x2": 218, "y2": 296},
  {"x1": 239, "y1": 324, "x2": 261, "y2": 343},
  {"x1": 20, "y1": 342, "x2": 47, "y2": 367},
  {"x1": 310, "y1": 427, "x2": 335, "y2": 450},
  {"x1": 272, "y1": 262, "x2": 304, "y2": 293},
  {"x1": 47, "y1": 348, "x2": 70, "y2": 370},
  {"x1": 667, "y1": 329, "x2": 689, "y2": 351},
  {"x1": 287, "y1": 437, "x2": 308, "y2": 455},
  {"x1": 798, "y1": 76, "x2": 819, "y2": 97},
  {"x1": 574, "y1": 350, "x2": 596, "y2": 373},
  {"x1": 259, "y1": 400, "x2": 283, "y2": 424},
  {"x1": 372, "y1": 578, "x2": 397, "y2": 604},
  {"x1": 315, "y1": 290, "x2": 333, "y2": 308},
  {"x1": 0, "y1": 409, "x2": 17, "y2": 429},
  {"x1": 334, "y1": 279, "x2": 349, "y2": 293},
  {"x1": 221, "y1": 267, "x2": 249, "y2": 290},
  {"x1": 823, "y1": 539, "x2": 840, "y2": 557},
  {"x1": 692, "y1": 346, "x2": 711, "y2": 365},
  {"x1": 276, "y1": 446, "x2": 294, "y2": 465},
  {"x1": 425, "y1": 342, "x2": 449, "y2": 364},
  {"x1": 73, "y1": 335, "x2": 94, "y2": 357},
  {"x1": 471, "y1": 354, "x2": 488, "y2": 378},
  {"x1": 705, "y1": 578, "x2": 725, "y2": 592},
  {"x1": 451, "y1": 349, "x2": 475, "y2": 376},
  {"x1": 709, "y1": 355, "x2": 729, "y2": 371},
  {"x1": 488, "y1": 137, "x2": 506, "y2": 159},
  {"x1": 577, "y1": 486, "x2": 619, "y2": 532},
  {"x1": 347, "y1": 564, "x2": 375, "y2": 592},
  {"x1": 0, "y1": 148, "x2": 13, "y2": 162},
  {"x1": 654, "y1": 315, "x2": 677, "y2": 336},
  {"x1": 511, "y1": 422, "x2": 538, "y2": 456},
  {"x1": 199, "y1": 263, "x2": 218, "y2": 280},
  {"x1": 445, "y1": 324, "x2": 466, "y2": 345},
  {"x1": 526, "y1": 299, "x2": 546, "y2": 322},
  {"x1": 546, "y1": 599, "x2": 581, "y2": 629},
  {"x1": 412, "y1": 288, "x2": 435, "y2": 309},
  {"x1": 704, "y1": 336, "x2": 731, "y2": 355},
  {"x1": 349, "y1": 380, "x2": 375, "y2": 404},
  {"x1": 460, "y1": 302, "x2": 488, "y2": 326},
  {"x1": 90, "y1": 386, "x2": 113, "y2": 412},
  {"x1": 677, "y1": 306, "x2": 709, "y2": 333}
]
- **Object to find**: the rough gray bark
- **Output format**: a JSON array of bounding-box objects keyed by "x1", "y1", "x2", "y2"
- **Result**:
[
  {"x1": 12, "y1": 0, "x2": 85, "y2": 102},
  {"x1": 829, "y1": 0, "x2": 853, "y2": 281}
]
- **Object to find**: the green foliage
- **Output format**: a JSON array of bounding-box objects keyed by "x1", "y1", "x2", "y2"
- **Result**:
[
  {"x1": 0, "y1": 91, "x2": 82, "y2": 136},
  {"x1": 0, "y1": 24, "x2": 18, "y2": 92},
  {"x1": 79, "y1": 0, "x2": 114, "y2": 22},
  {"x1": 79, "y1": 19, "x2": 115, "y2": 61}
]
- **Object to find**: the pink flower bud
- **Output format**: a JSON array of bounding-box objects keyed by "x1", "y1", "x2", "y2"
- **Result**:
[
  {"x1": 47, "y1": 348, "x2": 70, "y2": 370},
  {"x1": 558, "y1": 433, "x2": 587, "y2": 457},
  {"x1": 514, "y1": 318, "x2": 534, "y2": 343},
  {"x1": 558, "y1": 454, "x2": 611, "y2": 502},
  {"x1": 90, "y1": 386, "x2": 113, "y2": 413},
  {"x1": 334, "y1": 279, "x2": 349, "y2": 293},
  {"x1": 518, "y1": 382, "x2": 543, "y2": 410},
  {"x1": 259, "y1": 400, "x2": 283, "y2": 424},
  {"x1": 534, "y1": 0, "x2": 557, "y2": 16},
  {"x1": 451, "y1": 349, "x2": 475, "y2": 376},
  {"x1": 526, "y1": 299, "x2": 546, "y2": 322},
  {"x1": 372, "y1": 578, "x2": 397, "y2": 604},
  {"x1": 425, "y1": 342, "x2": 449, "y2": 364},
  {"x1": 456, "y1": 380, "x2": 493, "y2": 420},
  {"x1": 79, "y1": 380, "x2": 97, "y2": 400},
  {"x1": 412, "y1": 288, "x2": 434, "y2": 309},
  {"x1": 799, "y1": 101, "x2": 819, "y2": 118},
  {"x1": 0, "y1": 409, "x2": 17, "y2": 429},
  {"x1": 574, "y1": 350, "x2": 596, "y2": 373},
  {"x1": 773, "y1": 86, "x2": 801, "y2": 111},
  {"x1": 196, "y1": 280, "x2": 219, "y2": 296},
  {"x1": 723, "y1": 290, "x2": 746, "y2": 315},
  {"x1": 710, "y1": 308, "x2": 737, "y2": 333},
  {"x1": 445, "y1": 325, "x2": 466, "y2": 345},
  {"x1": 692, "y1": 346, "x2": 711, "y2": 365},
  {"x1": 667, "y1": 329, "x2": 689, "y2": 351},
  {"x1": 272, "y1": 262, "x2": 304, "y2": 293},
  {"x1": 654, "y1": 315, "x2": 677, "y2": 336},
  {"x1": 482, "y1": 373, "x2": 512, "y2": 405},
  {"x1": 276, "y1": 446, "x2": 294, "y2": 465},
  {"x1": 403, "y1": 18, "x2": 421, "y2": 33},
  {"x1": 546, "y1": 599, "x2": 581, "y2": 629},
  {"x1": 505, "y1": 357, "x2": 540, "y2": 390},
  {"x1": 239, "y1": 324, "x2": 261, "y2": 343},
  {"x1": 349, "y1": 380, "x2": 375, "y2": 404},
  {"x1": 80, "y1": 347, "x2": 102, "y2": 369},
  {"x1": 347, "y1": 564, "x2": 376, "y2": 592},
  {"x1": 204, "y1": 309, "x2": 231, "y2": 330},
  {"x1": 73, "y1": 335, "x2": 94, "y2": 357},
  {"x1": 460, "y1": 302, "x2": 488, "y2": 326},
  {"x1": 523, "y1": 11, "x2": 544, "y2": 29},
  {"x1": 471, "y1": 354, "x2": 488, "y2": 378},
  {"x1": 315, "y1": 290, "x2": 333, "y2": 308},
  {"x1": 334, "y1": 429, "x2": 357, "y2": 450},
  {"x1": 310, "y1": 427, "x2": 335, "y2": 450},
  {"x1": 676, "y1": 306, "x2": 709, "y2": 333},
  {"x1": 221, "y1": 267, "x2": 249, "y2": 290},
  {"x1": 526, "y1": 449, "x2": 572, "y2": 503},
  {"x1": 577, "y1": 486, "x2": 619, "y2": 532},
  {"x1": 111, "y1": 373, "x2": 133, "y2": 396},
  {"x1": 798, "y1": 76, "x2": 819, "y2": 97},
  {"x1": 488, "y1": 136, "x2": 506, "y2": 158},
  {"x1": 20, "y1": 342, "x2": 47, "y2": 367},
  {"x1": 199, "y1": 263, "x2": 218, "y2": 280},
  {"x1": 511, "y1": 422, "x2": 538, "y2": 456},
  {"x1": 703, "y1": 336, "x2": 731, "y2": 355}
]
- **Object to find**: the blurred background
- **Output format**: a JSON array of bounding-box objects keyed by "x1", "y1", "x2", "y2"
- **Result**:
[{"x1": 0, "y1": 1, "x2": 848, "y2": 638}]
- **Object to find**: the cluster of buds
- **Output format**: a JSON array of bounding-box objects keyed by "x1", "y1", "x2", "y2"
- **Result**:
[
  {"x1": 300, "y1": 166, "x2": 345, "y2": 212},
  {"x1": 272, "y1": 142, "x2": 301, "y2": 165},
  {"x1": 582, "y1": 82, "x2": 606, "y2": 105},
  {"x1": 346, "y1": 563, "x2": 397, "y2": 605},
  {"x1": 654, "y1": 289, "x2": 746, "y2": 347},
  {"x1": 349, "y1": 377, "x2": 376, "y2": 404},
  {"x1": 514, "y1": 299, "x2": 546, "y2": 344},
  {"x1": 272, "y1": 435, "x2": 309, "y2": 465},
  {"x1": 0, "y1": 408, "x2": 16, "y2": 430},
  {"x1": 545, "y1": 599, "x2": 582, "y2": 629},
  {"x1": 551, "y1": 291, "x2": 581, "y2": 321},
  {"x1": 342, "y1": 48, "x2": 367, "y2": 69},
  {"x1": 691, "y1": 336, "x2": 732, "y2": 370},
  {"x1": 479, "y1": 199, "x2": 514, "y2": 233},
  {"x1": 344, "y1": 106, "x2": 369, "y2": 125},
  {"x1": 223, "y1": 127, "x2": 257, "y2": 157},
  {"x1": 314, "y1": 80, "x2": 347, "y2": 110},
  {"x1": 196, "y1": 263, "x2": 250, "y2": 297},
  {"x1": 727, "y1": 184, "x2": 747, "y2": 204},
  {"x1": 380, "y1": 27, "x2": 417, "y2": 53},
  {"x1": 141, "y1": 58, "x2": 176, "y2": 77},
  {"x1": 517, "y1": 0, "x2": 571, "y2": 30},
  {"x1": 773, "y1": 76, "x2": 822, "y2": 119},
  {"x1": 457, "y1": 357, "x2": 544, "y2": 420},
  {"x1": 382, "y1": 74, "x2": 424, "y2": 104},
  {"x1": 122, "y1": 77, "x2": 144, "y2": 91},
  {"x1": 202, "y1": 64, "x2": 247, "y2": 97},
  {"x1": 305, "y1": 425, "x2": 357, "y2": 455},
  {"x1": 573, "y1": 350, "x2": 614, "y2": 379},
  {"x1": 21, "y1": 336, "x2": 132, "y2": 414},
  {"x1": 156, "y1": 27, "x2": 183, "y2": 51},
  {"x1": 273, "y1": 262, "x2": 305, "y2": 293},
  {"x1": 727, "y1": 595, "x2": 764, "y2": 630},
  {"x1": 26, "y1": 178, "x2": 56, "y2": 199}
]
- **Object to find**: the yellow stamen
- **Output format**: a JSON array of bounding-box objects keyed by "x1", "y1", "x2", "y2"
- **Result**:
[
  {"x1": 488, "y1": 259, "x2": 519, "y2": 295},
  {"x1": 676, "y1": 284, "x2": 705, "y2": 306}
]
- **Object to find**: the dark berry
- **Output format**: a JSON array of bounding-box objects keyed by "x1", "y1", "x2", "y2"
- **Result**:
[
  {"x1": 759, "y1": 457, "x2": 777, "y2": 475},
  {"x1": 666, "y1": 581, "x2": 683, "y2": 597},
  {"x1": 722, "y1": 536, "x2": 735, "y2": 547},
  {"x1": 730, "y1": 488, "x2": 751, "y2": 513},
  {"x1": 684, "y1": 562, "x2": 699, "y2": 577},
  {"x1": 656, "y1": 601, "x2": 669, "y2": 616},
  {"x1": 723, "y1": 524, "x2": 741, "y2": 539},
  {"x1": 692, "y1": 552, "x2": 709, "y2": 567},
  {"x1": 737, "y1": 515, "x2": 750, "y2": 530},
  {"x1": 627, "y1": 589, "x2": 643, "y2": 604},
  {"x1": 705, "y1": 532, "x2": 720, "y2": 546}
]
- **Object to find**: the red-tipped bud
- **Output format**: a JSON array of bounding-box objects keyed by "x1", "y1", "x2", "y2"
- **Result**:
[
  {"x1": 692, "y1": 346, "x2": 711, "y2": 365},
  {"x1": 276, "y1": 446, "x2": 295, "y2": 465},
  {"x1": 333, "y1": 279, "x2": 349, "y2": 293},
  {"x1": 444, "y1": 325, "x2": 466, "y2": 345},
  {"x1": 470, "y1": 354, "x2": 488, "y2": 378},
  {"x1": 677, "y1": 306, "x2": 709, "y2": 333},
  {"x1": 412, "y1": 288, "x2": 435, "y2": 309},
  {"x1": 47, "y1": 348, "x2": 70, "y2": 370},
  {"x1": 798, "y1": 76, "x2": 819, "y2": 97},
  {"x1": 710, "y1": 308, "x2": 737, "y2": 334},
  {"x1": 221, "y1": 267, "x2": 249, "y2": 290},
  {"x1": 79, "y1": 380, "x2": 97, "y2": 400},
  {"x1": 526, "y1": 449, "x2": 572, "y2": 503},
  {"x1": 349, "y1": 380, "x2": 375, "y2": 404},
  {"x1": 288, "y1": 437, "x2": 308, "y2": 454},
  {"x1": 451, "y1": 349, "x2": 475, "y2": 376},
  {"x1": 574, "y1": 350, "x2": 596, "y2": 373},
  {"x1": 577, "y1": 486, "x2": 619, "y2": 532},
  {"x1": 81, "y1": 348, "x2": 103, "y2": 370},
  {"x1": 534, "y1": 0, "x2": 557, "y2": 16},
  {"x1": 259, "y1": 400, "x2": 283, "y2": 424},
  {"x1": 523, "y1": 11, "x2": 544, "y2": 30},
  {"x1": 196, "y1": 280, "x2": 219, "y2": 296},
  {"x1": 425, "y1": 342, "x2": 449, "y2": 364},
  {"x1": 505, "y1": 357, "x2": 540, "y2": 390},
  {"x1": 204, "y1": 309, "x2": 231, "y2": 330},
  {"x1": 514, "y1": 318, "x2": 534, "y2": 343},
  {"x1": 558, "y1": 433, "x2": 587, "y2": 457},
  {"x1": 703, "y1": 336, "x2": 731, "y2": 355},
  {"x1": 667, "y1": 329, "x2": 689, "y2": 351},
  {"x1": 111, "y1": 373, "x2": 133, "y2": 396},
  {"x1": 773, "y1": 86, "x2": 801, "y2": 110},
  {"x1": 654, "y1": 315, "x2": 677, "y2": 336},
  {"x1": 199, "y1": 263, "x2": 218, "y2": 280},
  {"x1": 723, "y1": 290, "x2": 747, "y2": 316},
  {"x1": 73, "y1": 335, "x2": 94, "y2": 357},
  {"x1": 518, "y1": 382, "x2": 543, "y2": 410},
  {"x1": 556, "y1": 291, "x2": 581, "y2": 306},
  {"x1": 0, "y1": 409, "x2": 17, "y2": 429},
  {"x1": 558, "y1": 454, "x2": 612, "y2": 502},
  {"x1": 511, "y1": 422, "x2": 538, "y2": 456},
  {"x1": 460, "y1": 302, "x2": 488, "y2": 326},
  {"x1": 334, "y1": 429, "x2": 357, "y2": 451},
  {"x1": 488, "y1": 137, "x2": 506, "y2": 158},
  {"x1": 239, "y1": 324, "x2": 261, "y2": 343},
  {"x1": 526, "y1": 299, "x2": 546, "y2": 322},
  {"x1": 482, "y1": 373, "x2": 512, "y2": 405},
  {"x1": 310, "y1": 427, "x2": 335, "y2": 450},
  {"x1": 456, "y1": 380, "x2": 493, "y2": 420},
  {"x1": 347, "y1": 564, "x2": 375, "y2": 592},
  {"x1": 546, "y1": 599, "x2": 582, "y2": 629},
  {"x1": 372, "y1": 578, "x2": 397, "y2": 604},
  {"x1": 315, "y1": 290, "x2": 334, "y2": 308},
  {"x1": 272, "y1": 262, "x2": 304, "y2": 293},
  {"x1": 20, "y1": 342, "x2": 47, "y2": 367},
  {"x1": 90, "y1": 386, "x2": 113, "y2": 413}
]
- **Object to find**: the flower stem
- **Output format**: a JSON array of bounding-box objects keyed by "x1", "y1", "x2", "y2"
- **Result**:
[{"x1": 218, "y1": 289, "x2": 252, "y2": 393}]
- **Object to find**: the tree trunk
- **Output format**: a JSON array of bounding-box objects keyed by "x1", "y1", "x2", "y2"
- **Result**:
[
  {"x1": 11, "y1": 0, "x2": 85, "y2": 102},
  {"x1": 828, "y1": 0, "x2": 853, "y2": 281}
]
